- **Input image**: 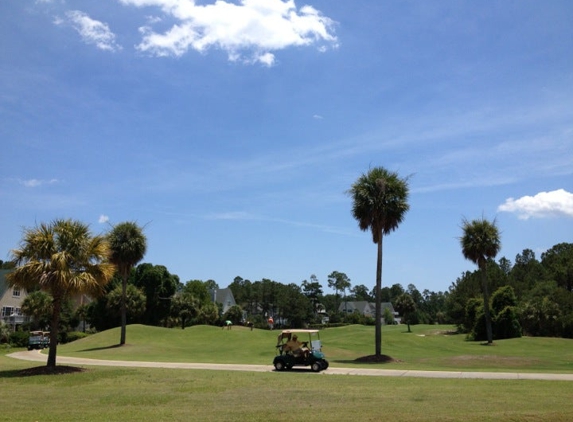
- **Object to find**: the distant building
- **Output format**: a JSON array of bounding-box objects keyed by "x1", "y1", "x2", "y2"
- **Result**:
[
  {"x1": 0, "y1": 270, "x2": 29, "y2": 330},
  {"x1": 338, "y1": 301, "x2": 401, "y2": 324},
  {"x1": 210, "y1": 288, "x2": 236, "y2": 314}
]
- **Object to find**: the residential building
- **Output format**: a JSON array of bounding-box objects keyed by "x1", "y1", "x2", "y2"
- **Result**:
[
  {"x1": 210, "y1": 288, "x2": 236, "y2": 314},
  {"x1": 0, "y1": 269, "x2": 29, "y2": 330},
  {"x1": 339, "y1": 301, "x2": 401, "y2": 324}
]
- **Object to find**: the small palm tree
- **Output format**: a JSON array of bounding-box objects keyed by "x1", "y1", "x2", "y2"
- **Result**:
[
  {"x1": 7, "y1": 219, "x2": 115, "y2": 367},
  {"x1": 348, "y1": 167, "x2": 410, "y2": 357},
  {"x1": 107, "y1": 222, "x2": 147, "y2": 345},
  {"x1": 21, "y1": 290, "x2": 53, "y2": 330},
  {"x1": 394, "y1": 293, "x2": 416, "y2": 333},
  {"x1": 460, "y1": 217, "x2": 501, "y2": 344}
]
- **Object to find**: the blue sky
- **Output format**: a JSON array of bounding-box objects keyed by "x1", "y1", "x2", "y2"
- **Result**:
[{"x1": 2, "y1": 0, "x2": 572, "y2": 295}]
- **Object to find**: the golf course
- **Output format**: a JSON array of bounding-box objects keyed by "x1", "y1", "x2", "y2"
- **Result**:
[{"x1": 2, "y1": 324, "x2": 573, "y2": 421}]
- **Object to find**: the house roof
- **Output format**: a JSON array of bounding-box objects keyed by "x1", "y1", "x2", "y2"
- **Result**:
[
  {"x1": 0, "y1": 270, "x2": 11, "y2": 300},
  {"x1": 339, "y1": 301, "x2": 395, "y2": 313}
]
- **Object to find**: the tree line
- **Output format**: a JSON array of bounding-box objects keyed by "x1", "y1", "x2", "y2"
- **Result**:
[
  {"x1": 4, "y1": 166, "x2": 571, "y2": 371},
  {"x1": 446, "y1": 243, "x2": 573, "y2": 340}
]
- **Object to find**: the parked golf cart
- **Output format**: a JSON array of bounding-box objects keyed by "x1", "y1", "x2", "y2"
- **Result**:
[
  {"x1": 28, "y1": 331, "x2": 49, "y2": 350},
  {"x1": 273, "y1": 329, "x2": 329, "y2": 372}
]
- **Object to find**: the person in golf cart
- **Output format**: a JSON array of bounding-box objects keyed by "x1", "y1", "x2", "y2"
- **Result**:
[{"x1": 283, "y1": 334, "x2": 309, "y2": 358}]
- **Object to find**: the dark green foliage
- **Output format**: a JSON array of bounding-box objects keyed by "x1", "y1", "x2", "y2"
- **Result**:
[
  {"x1": 63, "y1": 331, "x2": 89, "y2": 343},
  {"x1": 222, "y1": 305, "x2": 243, "y2": 325},
  {"x1": 394, "y1": 293, "x2": 416, "y2": 332},
  {"x1": 107, "y1": 284, "x2": 147, "y2": 322},
  {"x1": 9, "y1": 330, "x2": 30, "y2": 347},
  {"x1": 132, "y1": 263, "x2": 180, "y2": 326},
  {"x1": 170, "y1": 292, "x2": 199, "y2": 329},
  {"x1": 494, "y1": 306, "x2": 522, "y2": 339}
]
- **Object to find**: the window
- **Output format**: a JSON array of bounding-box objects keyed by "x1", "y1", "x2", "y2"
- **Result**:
[
  {"x1": 12, "y1": 287, "x2": 21, "y2": 297},
  {"x1": 1, "y1": 306, "x2": 14, "y2": 317}
]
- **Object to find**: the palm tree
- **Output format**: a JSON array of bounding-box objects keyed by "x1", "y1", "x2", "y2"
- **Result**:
[
  {"x1": 394, "y1": 293, "x2": 416, "y2": 333},
  {"x1": 21, "y1": 290, "x2": 53, "y2": 330},
  {"x1": 348, "y1": 167, "x2": 410, "y2": 357},
  {"x1": 7, "y1": 219, "x2": 115, "y2": 368},
  {"x1": 460, "y1": 217, "x2": 501, "y2": 344},
  {"x1": 107, "y1": 222, "x2": 147, "y2": 345}
]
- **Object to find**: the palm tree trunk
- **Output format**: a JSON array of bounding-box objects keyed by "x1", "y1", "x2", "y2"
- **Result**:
[
  {"x1": 480, "y1": 264, "x2": 493, "y2": 344},
  {"x1": 47, "y1": 295, "x2": 62, "y2": 368},
  {"x1": 120, "y1": 273, "x2": 127, "y2": 345},
  {"x1": 375, "y1": 235, "x2": 383, "y2": 356}
]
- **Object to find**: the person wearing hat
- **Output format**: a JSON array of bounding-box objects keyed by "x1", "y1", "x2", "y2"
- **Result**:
[{"x1": 285, "y1": 334, "x2": 308, "y2": 358}]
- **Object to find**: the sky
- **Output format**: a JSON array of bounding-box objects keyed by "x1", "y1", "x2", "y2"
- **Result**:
[{"x1": 1, "y1": 0, "x2": 572, "y2": 295}]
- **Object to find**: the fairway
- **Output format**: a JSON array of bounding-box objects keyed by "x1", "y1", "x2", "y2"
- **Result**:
[
  {"x1": 51, "y1": 324, "x2": 573, "y2": 373},
  {"x1": 1, "y1": 353, "x2": 573, "y2": 422},
  {"x1": 2, "y1": 324, "x2": 573, "y2": 421}
]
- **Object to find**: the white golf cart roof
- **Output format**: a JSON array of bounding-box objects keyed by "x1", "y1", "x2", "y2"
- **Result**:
[{"x1": 279, "y1": 329, "x2": 319, "y2": 334}]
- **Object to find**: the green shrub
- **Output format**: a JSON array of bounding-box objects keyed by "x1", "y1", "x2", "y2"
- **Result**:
[
  {"x1": 64, "y1": 331, "x2": 89, "y2": 343},
  {"x1": 9, "y1": 331, "x2": 29, "y2": 347},
  {"x1": 494, "y1": 306, "x2": 522, "y2": 339}
]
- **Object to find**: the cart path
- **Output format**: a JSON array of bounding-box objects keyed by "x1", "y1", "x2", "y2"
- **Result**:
[{"x1": 8, "y1": 350, "x2": 573, "y2": 381}]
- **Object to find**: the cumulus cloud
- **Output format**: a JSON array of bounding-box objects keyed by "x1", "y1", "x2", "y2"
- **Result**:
[
  {"x1": 98, "y1": 215, "x2": 110, "y2": 224},
  {"x1": 61, "y1": 10, "x2": 122, "y2": 52},
  {"x1": 119, "y1": 0, "x2": 337, "y2": 65},
  {"x1": 498, "y1": 189, "x2": 573, "y2": 219}
]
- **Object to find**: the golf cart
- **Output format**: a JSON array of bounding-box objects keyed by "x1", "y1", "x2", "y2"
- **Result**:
[
  {"x1": 28, "y1": 331, "x2": 49, "y2": 350},
  {"x1": 273, "y1": 329, "x2": 329, "y2": 372}
]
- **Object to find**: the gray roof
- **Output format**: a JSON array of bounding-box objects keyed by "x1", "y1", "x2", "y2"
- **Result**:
[
  {"x1": 339, "y1": 301, "x2": 396, "y2": 313},
  {"x1": 0, "y1": 270, "x2": 11, "y2": 300}
]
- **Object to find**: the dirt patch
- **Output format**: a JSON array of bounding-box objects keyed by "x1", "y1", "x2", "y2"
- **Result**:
[
  {"x1": 354, "y1": 354, "x2": 401, "y2": 364},
  {"x1": 18, "y1": 365, "x2": 88, "y2": 377}
]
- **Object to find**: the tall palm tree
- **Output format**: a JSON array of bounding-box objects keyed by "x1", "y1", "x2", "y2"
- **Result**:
[
  {"x1": 460, "y1": 217, "x2": 501, "y2": 344},
  {"x1": 107, "y1": 222, "x2": 147, "y2": 345},
  {"x1": 7, "y1": 219, "x2": 115, "y2": 368},
  {"x1": 348, "y1": 167, "x2": 410, "y2": 357}
]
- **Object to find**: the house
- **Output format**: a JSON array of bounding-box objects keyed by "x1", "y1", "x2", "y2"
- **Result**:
[
  {"x1": 210, "y1": 288, "x2": 236, "y2": 314},
  {"x1": 0, "y1": 269, "x2": 29, "y2": 330},
  {"x1": 339, "y1": 301, "x2": 401, "y2": 324}
]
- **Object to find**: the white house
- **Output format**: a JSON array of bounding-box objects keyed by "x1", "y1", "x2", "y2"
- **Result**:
[
  {"x1": 210, "y1": 288, "x2": 237, "y2": 314},
  {"x1": 0, "y1": 269, "x2": 29, "y2": 331},
  {"x1": 338, "y1": 301, "x2": 401, "y2": 324}
]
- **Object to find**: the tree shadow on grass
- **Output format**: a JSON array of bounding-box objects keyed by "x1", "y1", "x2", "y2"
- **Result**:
[
  {"x1": 76, "y1": 344, "x2": 124, "y2": 352},
  {"x1": 334, "y1": 355, "x2": 402, "y2": 365},
  {"x1": 0, "y1": 365, "x2": 87, "y2": 378}
]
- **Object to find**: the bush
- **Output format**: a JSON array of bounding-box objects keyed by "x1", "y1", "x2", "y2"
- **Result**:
[
  {"x1": 560, "y1": 314, "x2": 573, "y2": 339},
  {"x1": 64, "y1": 331, "x2": 89, "y2": 343},
  {"x1": 494, "y1": 306, "x2": 522, "y2": 339},
  {"x1": 9, "y1": 331, "x2": 29, "y2": 348}
]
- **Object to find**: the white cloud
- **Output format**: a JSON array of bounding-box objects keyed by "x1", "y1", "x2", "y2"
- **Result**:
[
  {"x1": 20, "y1": 178, "x2": 59, "y2": 188},
  {"x1": 498, "y1": 189, "x2": 573, "y2": 220},
  {"x1": 62, "y1": 10, "x2": 122, "y2": 52},
  {"x1": 120, "y1": 0, "x2": 337, "y2": 64},
  {"x1": 98, "y1": 215, "x2": 110, "y2": 224}
]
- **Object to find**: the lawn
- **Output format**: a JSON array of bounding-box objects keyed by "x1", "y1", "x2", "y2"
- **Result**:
[
  {"x1": 1, "y1": 347, "x2": 573, "y2": 422},
  {"x1": 52, "y1": 324, "x2": 573, "y2": 373},
  {"x1": 2, "y1": 324, "x2": 573, "y2": 421}
]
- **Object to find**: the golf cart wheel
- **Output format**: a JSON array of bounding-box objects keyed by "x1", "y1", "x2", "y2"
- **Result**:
[
  {"x1": 311, "y1": 362, "x2": 322, "y2": 372},
  {"x1": 274, "y1": 361, "x2": 286, "y2": 371},
  {"x1": 321, "y1": 360, "x2": 329, "y2": 370}
]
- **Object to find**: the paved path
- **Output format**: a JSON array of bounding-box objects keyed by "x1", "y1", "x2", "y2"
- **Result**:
[{"x1": 8, "y1": 350, "x2": 573, "y2": 381}]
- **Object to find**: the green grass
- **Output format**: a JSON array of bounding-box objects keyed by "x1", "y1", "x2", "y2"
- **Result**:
[
  {"x1": 53, "y1": 324, "x2": 573, "y2": 373},
  {"x1": 2, "y1": 325, "x2": 573, "y2": 421},
  {"x1": 1, "y1": 351, "x2": 572, "y2": 422}
]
